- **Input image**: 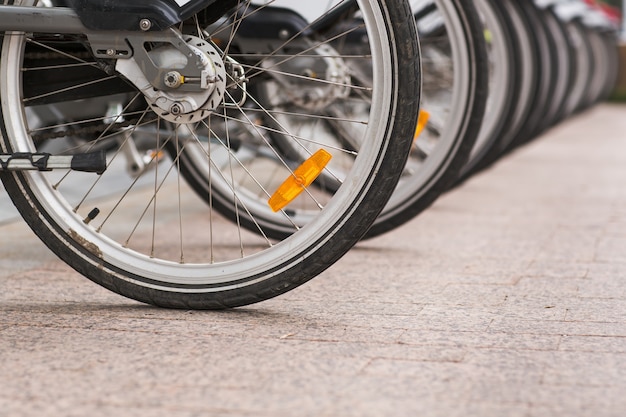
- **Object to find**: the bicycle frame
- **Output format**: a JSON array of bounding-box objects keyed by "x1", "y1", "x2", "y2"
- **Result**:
[
  {"x1": 0, "y1": 3, "x2": 201, "y2": 172},
  {"x1": 0, "y1": 5, "x2": 209, "y2": 82},
  {"x1": 0, "y1": 0, "x2": 221, "y2": 33},
  {"x1": 0, "y1": 6, "x2": 84, "y2": 33},
  {"x1": 0, "y1": 1, "x2": 357, "y2": 172},
  {"x1": 0, "y1": 0, "x2": 359, "y2": 34}
]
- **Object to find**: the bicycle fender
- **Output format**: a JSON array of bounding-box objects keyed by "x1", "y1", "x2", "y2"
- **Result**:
[{"x1": 65, "y1": 0, "x2": 230, "y2": 31}]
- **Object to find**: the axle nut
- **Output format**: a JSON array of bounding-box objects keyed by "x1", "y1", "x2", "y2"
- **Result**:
[
  {"x1": 164, "y1": 71, "x2": 184, "y2": 89},
  {"x1": 169, "y1": 103, "x2": 183, "y2": 116}
]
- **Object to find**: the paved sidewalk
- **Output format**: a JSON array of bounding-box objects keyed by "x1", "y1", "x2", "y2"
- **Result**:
[{"x1": 1, "y1": 104, "x2": 626, "y2": 416}]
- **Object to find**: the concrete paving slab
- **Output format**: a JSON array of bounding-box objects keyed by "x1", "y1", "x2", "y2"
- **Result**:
[{"x1": 1, "y1": 104, "x2": 626, "y2": 416}]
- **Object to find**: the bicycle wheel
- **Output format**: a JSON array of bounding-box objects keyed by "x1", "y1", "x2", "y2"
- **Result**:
[
  {"x1": 557, "y1": 12, "x2": 595, "y2": 117},
  {"x1": 0, "y1": 0, "x2": 420, "y2": 309},
  {"x1": 454, "y1": 0, "x2": 519, "y2": 182},
  {"x1": 176, "y1": 0, "x2": 486, "y2": 240},
  {"x1": 535, "y1": 4, "x2": 575, "y2": 129},
  {"x1": 505, "y1": 0, "x2": 557, "y2": 148},
  {"x1": 599, "y1": 30, "x2": 620, "y2": 102},
  {"x1": 583, "y1": 25, "x2": 614, "y2": 108},
  {"x1": 364, "y1": 0, "x2": 488, "y2": 237},
  {"x1": 477, "y1": 0, "x2": 540, "y2": 167},
  {"x1": 174, "y1": 4, "x2": 379, "y2": 240}
]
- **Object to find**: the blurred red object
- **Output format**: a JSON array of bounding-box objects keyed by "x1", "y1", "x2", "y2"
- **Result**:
[{"x1": 583, "y1": 0, "x2": 622, "y2": 24}]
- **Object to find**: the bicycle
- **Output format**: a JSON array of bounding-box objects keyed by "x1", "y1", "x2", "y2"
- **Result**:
[{"x1": 0, "y1": 0, "x2": 421, "y2": 309}]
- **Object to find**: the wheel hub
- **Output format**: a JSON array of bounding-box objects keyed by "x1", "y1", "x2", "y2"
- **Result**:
[
  {"x1": 147, "y1": 36, "x2": 228, "y2": 123},
  {"x1": 115, "y1": 35, "x2": 229, "y2": 124},
  {"x1": 266, "y1": 44, "x2": 351, "y2": 112}
]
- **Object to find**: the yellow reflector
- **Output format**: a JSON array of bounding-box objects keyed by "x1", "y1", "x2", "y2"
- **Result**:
[
  {"x1": 269, "y1": 149, "x2": 332, "y2": 212},
  {"x1": 484, "y1": 29, "x2": 493, "y2": 44},
  {"x1": 414, "y1": 110, "x2": 430, "y2": 141}
]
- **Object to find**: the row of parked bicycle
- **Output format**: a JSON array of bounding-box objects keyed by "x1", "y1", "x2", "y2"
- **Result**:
[
  {"x1": 429, "y1": 0, "x2": 621, "y2": 195},
  {"x1": 1, "y1": 0, "x2": 619, "y2": 308},
  {"x1": 389, "y1": 0, "x2": 622, "y2": 240}
]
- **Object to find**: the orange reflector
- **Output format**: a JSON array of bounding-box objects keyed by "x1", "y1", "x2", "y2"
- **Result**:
[
  {"x1": 414, "y1": 110, "x2": 430, "y2": 142},
  {"x1": 269, "y1": 149, "x2": 332, "y2": 212},
  {"x1": 150, "y1": 150, "x2": 165, "y2": 161}
]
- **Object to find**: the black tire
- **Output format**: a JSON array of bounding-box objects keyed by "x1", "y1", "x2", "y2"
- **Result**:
[
  {"x1": 0, "y1": 0, "x2": 421, "y2": 309},
  {"x1": 584, "y1": 26, "x2": 617, "y2": 107},
  {"x1": 503, "y1": 0, "x2": 558, "y2": 150},
  {"x1": 560, "y1": 17, "x2": 595, "y2": 116},
  {"x1": 536, "y1": 5, "x2": 576, "y2": 129},
  {"x1": 599, "y1": 31, "x2": 620, "y2": 102}
]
